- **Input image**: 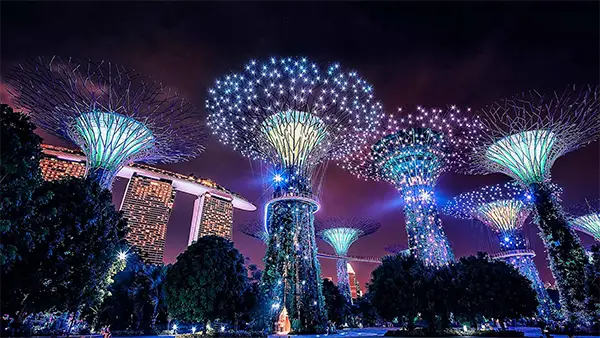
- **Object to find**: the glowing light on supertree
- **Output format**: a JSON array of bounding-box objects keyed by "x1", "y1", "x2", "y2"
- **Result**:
[
  {"x1": 443, "y1": 181, "x2": 558, "y2": 320},
  {"x1": 570, "y1": 199, "x2": 600, "y2": 242},
  {"x1": 341, "y1": 106, "x2": 483, "y2": 266},
  {"x1": 6, "y1": 56, "x2": 204, "y2": 188},
  {"x1": 206, "y1": 57, "x2": 384, "y2": 332},
  {"x1": 315, "y1": 218, "x2": 380, "y2": 303},
  {"x1": 467, "y1": 85, "x2": 599, "y2": 323}
]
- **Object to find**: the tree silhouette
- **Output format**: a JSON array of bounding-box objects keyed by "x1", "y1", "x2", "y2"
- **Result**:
[
  {"x1": 322, "y1": 278, "x2": 350, "y2": 326},
  {"x1": 1, "y1": 177, "x2": 127, "y2": 327},
  {"x1": 165, "y1": 236, "x2": 248, "y2": 326},
  {"x1": 0, "y1": 104, "x2": 45, "y2": 268}
]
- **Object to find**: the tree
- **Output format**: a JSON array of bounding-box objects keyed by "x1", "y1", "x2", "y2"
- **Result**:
[
  {"x1": 0, "y1": 104, "x2": 45, "y2": 268},
  {"x1": 368, "y1": 255, "x2": 430, "y2": 329},
  {"x1": 368, "y1": 253, "x2": 538, "y2": 332},
  {"x1": 584, "y1": 245, "x2": 600, "y2": 331},
  {"x1": 453, "y1": 253, "x2": 538, "y2": 326},
  {"x1": 1, "y1": 177, "x2": 128, "y2": 324},
  {"x1": 95, "y1": 254, "x2": 145, "y2": 331},
  {"x1": 351, "y1": 295, "x2": 380, "y2": 327},
  {"x1": 165, "y1": 236, "x2": 248, "y2": 326},
  {"x1": 322, "y1": 278, "x2": 350, "y2": 326},
  {"x1": 129, "y1": 264, "x2": 168, "y2": 332}
]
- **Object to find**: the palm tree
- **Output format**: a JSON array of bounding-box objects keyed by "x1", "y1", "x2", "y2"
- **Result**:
[{"x1": 128, "y1": 264, "x2": 167, "y2": 331}]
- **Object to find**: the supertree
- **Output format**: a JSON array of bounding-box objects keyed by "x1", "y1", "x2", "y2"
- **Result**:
[
  {"x1": 5, "y1": 56, "x2": 204, "y2": 188},
  {"x1": 315, "y1": 218, "x2": 380, "y2": 303},
  {"x1": 443, "y1": 181, "x2": 558, "y2": 320},
  {"x1": 341, "y1": 106, "x2": 484, "y2": 266},
  {"x1": 206, "y1": 57, "x2": 384, "y2": 332},
  {"x1": 467, "y1": 85, "x2": 599, "y2": 324},
  {"x1": 239, "y1": 219, "x2": 270, "y2": 243},
  {"x1": 384, "y1": 244, "x2": 411, "y2": 257},
  {"x1": 570, "y1": 199, "x2": 600, "y2": 242}
]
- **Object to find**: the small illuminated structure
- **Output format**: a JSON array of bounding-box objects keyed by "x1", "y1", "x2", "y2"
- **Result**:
[
  {"x1": 315, "y1": 218, "x2": 380, "y2": 303},
  {"x1": 570, "y1": 199, "x2": 600, "y2": 242},
  {"x1": 342, "y1": 106, "x2": 483, "y2": 266},
  {"x1": 206, "y1": 57, "x2": 384, "y2": 332},
  {"x1": 6, "y1": 56, "x2": 204, "y2": 188},
  {"x1": 467, "y1": 85, "x2": 599, "y2": 321},
  {"x1": 443, "y1": 181, "x2": 557, "y2": 320}
]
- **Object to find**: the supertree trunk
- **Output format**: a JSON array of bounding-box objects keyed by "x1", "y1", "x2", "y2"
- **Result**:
[
  {"x1": 262, "y1": 199, "x2": 327, "y2": 333},
  {"x1": 530, "y1": 181, "x2": 589, "y2": 325},
  {"x1": 336, "y1": 258, "x2": 352, "y2": 303},
  {"x1": 404, "y1": 198, "x2": 454, "y2": 266}
]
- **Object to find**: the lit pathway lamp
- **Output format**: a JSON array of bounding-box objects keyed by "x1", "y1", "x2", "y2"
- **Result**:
[
  {"x1": 6, "y1": 56, "x2": 205, "y2": 188},
  {"x1": 315, "y1": 218, "x2": 380, "y2": 303},
  {"x1": 206, "y1": 58, "x2": 385, "y2": 332},
  {"x1": 341, "y1": 106, "x2": 484, "y2": 266},
  {"x1": 443, "y1": 181, "x2": 559, "y2": 321},
  {"x1": 466, "y1": 86, "x2": 599, "y2": 323}
]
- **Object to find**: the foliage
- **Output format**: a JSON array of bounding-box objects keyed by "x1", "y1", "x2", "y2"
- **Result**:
[
  {"x1": 351, "y1": 295, "x2": 380, "y2": 327},
  {"x1": 368, "y1": 255, "x2": 430, "y2": 327},
  {"x1": 177, "y1": 331, "x2": 267, "y2": 338},
  {"x1": 0, "y1": 104, "x2": 45, "y2": 268},
  {"x1": 530, "y1": 182, "x2": 589, "y2": 326},
  {"x1": 261, "y1": 200, "x2": 328, "y2": 334},
  {"x1": 453, "y1": 253, "x2": 538, "y2": 324},
  {"x1": 1, "y1": 177, "x2": 128, "y2": 325},
  {"x1": 369, "y1": 253, "x2": 537, "y2": 331},
  {"x1": 584, "y1": 245, "x2": 600, "y2": 332},
  {"x1": 384, "y1": 328, "x2": 524, "y2": 337},
  {"x1": 128, "y1": 264, "x2": 168, "y2": 331},
  {"x1": 165, "y1": 236, "x2": 248, "y2": 325},
  {"x1": 94, "y1": 253, "x2": 145, "y2": 331},
  {"x1": 321, "y1": 278, "x2": 350, "y2": 325}
]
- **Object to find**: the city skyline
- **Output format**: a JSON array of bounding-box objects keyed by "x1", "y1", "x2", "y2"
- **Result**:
[{"x1": 1, "y1": 1, "x2": 598, "y2": 288}]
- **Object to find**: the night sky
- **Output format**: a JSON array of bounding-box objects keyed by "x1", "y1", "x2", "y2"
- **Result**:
[{"x1": 2, "y1": 2, "x2": 599, "y2": 288}]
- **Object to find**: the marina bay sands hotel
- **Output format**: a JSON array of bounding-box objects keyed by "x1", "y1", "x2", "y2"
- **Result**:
[{"x1": 40, "y1": 144, "x2": 256, "y2": 265}]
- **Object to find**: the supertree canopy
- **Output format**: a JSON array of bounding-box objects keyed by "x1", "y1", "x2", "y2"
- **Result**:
[
  {"x1": 443, "y1": 181, "x2": 557, "y2": 320},
  {"x1": 467, "y1": 85, "x2": 599, "y2": 324},
  {"x1": 341, "y1": 106, "x2": 484, "y2": 266},
  {"x1": 315, "y1": 218, "x2": 380, "y2": 303},
  {"x1": 6, "y1": 56, "x2": 204, "y2": 188},
  {"x1": 570, "y1": 199, "x2": 600, "y2": 242},
  {"x1": 384, "y1": 244, "x2": 411, "y2": 257},
  {"x1": 239, "y1": 219, "x2": 269, "y2": 243},
  {"x1": 206, "y1": 57, "x2": 384, "y2": 333}
]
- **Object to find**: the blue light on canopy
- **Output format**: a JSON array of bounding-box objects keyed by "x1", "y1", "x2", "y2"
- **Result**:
[
  {"x1": 73, "y1": 111, "x2": 155, "y2": 187},
  {"x1": 5, "y1": 56, "x2": 205, "y2": 189}
]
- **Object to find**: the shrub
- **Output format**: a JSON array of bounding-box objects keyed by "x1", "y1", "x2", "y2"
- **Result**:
[
  {"x1": 177, "y1": 331, "x2": 267, "y2": 338},
  {"x1": 384, "y1": 328, "x2": 524, "y2": 337}
]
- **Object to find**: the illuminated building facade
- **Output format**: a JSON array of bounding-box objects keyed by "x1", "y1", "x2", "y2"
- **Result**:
[
  {"x1": 39, "y1": 144, "x2": 256, "y2": 263},
  {"x1": 188, "y1": 191, "x2": 234, "y2": 243},
  {"x1": 40, "y1": 155, "x2": 86, "y2": 181},
  {"x1": 120, "y1": 173, "x2": 175, "y2": 265},
  {"x1": 347, "y1": 263, "x2": 359, "y2": 299}
]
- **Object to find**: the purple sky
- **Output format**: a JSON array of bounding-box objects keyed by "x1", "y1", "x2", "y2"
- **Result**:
[{"x1": 2, "y1": 2, "x2": 598, "y2": 288}]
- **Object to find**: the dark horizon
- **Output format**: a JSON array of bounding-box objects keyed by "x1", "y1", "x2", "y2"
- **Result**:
[{"x1": 2, "y1": 1, "x2": 598, "y2": 288}]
